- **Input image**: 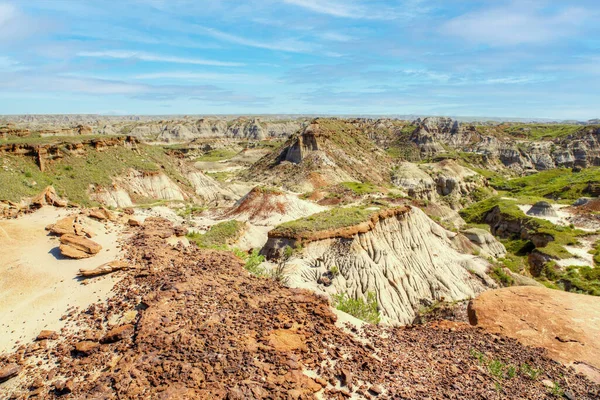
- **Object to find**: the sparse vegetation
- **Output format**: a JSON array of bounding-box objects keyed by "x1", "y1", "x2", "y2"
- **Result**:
[
  {"x1": 186, "y1": 220, "x2": 246, "y2": 249},
  {"x1": 471, "y1": 349, "x2": 545, "y2": 383},
  {"x1": 271, "y1": 206, "x2": 383, "y2": 237},
  {"x1": 237, "y1": 248, "x2": 267, "y2": 277},
  {"x1": 195, "y1": 149, "x2": 238, "y2": 162},
  {"x1": 340, "y1": 181, "x2": 380, "y2": 195},
  {"x1": 489, "y1": 266, "x2": 514, "y2": 286},
  {"x1": 332, "y1": 291, "x2": 380, "y2": 324},
  {"x1": 0, "y1": 143, "x2": 189, "y2": 205}
]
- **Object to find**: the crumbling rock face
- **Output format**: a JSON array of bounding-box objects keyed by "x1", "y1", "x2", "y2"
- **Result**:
[
  {"x1": 222, "y1": 187, "x2": 325, "y2": 226},
  {"x1": 264, "y1": 207, "x2": 496, "y2": 325},
  {"x1": 393, "y1": 160, "x2": 485, "y2": 207},
  {"x1": 187, "y1": 171, "x2": 234, "y2": 204},
  {"x1": 461, "y1": 228, "x2": 507, "y2": 259},
  {"x1": 120, "y1": 170, "x2": 187, "y2": 201},
  {"x1": 245, "y1": 119, "x2": 391, "y2": 191}
]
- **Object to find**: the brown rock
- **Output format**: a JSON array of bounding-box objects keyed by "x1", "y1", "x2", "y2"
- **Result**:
[
  {"x1": 174, "y1": 226, "x2": 188, "y2": 237},
  {"x1": 469, "y1": 286, "x2": 600, "y2": 383},
  {"x1": 0, "y1": 363, "x2": 20, "y2": 383},
  {"x1": 46, "y1": 216, "x2": 76, "y2": 235},
  {"x1": 36, "y1": 330, "x2": 58, "y2": 341},
  {"x1": 369, "y1": 385, "x2": 383, "y2": 395},
  {"x1": 31, "y1": 186, "x2": 67, "y2": 208},
  {"x1": 59, "y1": 234, "x2": 102, "y2": 259},
  {"x1": 128, "y1": 218, "x2": 142, "y2": 227},
  {"x1": 54, "y1": 378, "x2": 75, "y2": 394},
  {"x1": 89, "y1": 207, "x2": 114, "y2": 221},
  {"x1": 101, "y1": 324, "x2": 134, "y2": 343},
  {"x1": 74, "y1": 341, "x2": 100, "y2": 355}
]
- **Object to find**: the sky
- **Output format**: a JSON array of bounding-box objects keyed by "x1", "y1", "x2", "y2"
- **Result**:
[{"x1": 0, "y1": 0, "x2": 599, "y2": 119}]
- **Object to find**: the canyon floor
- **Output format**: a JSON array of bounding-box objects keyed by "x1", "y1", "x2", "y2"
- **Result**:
[{"x1": 1, "y1": 116, "x2": 600, "y2": 398}]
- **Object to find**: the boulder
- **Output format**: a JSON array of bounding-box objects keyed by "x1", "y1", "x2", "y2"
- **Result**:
[
  {"x1": 128, "y1": 218, "x2": 142, "y2": 227},
  {"x1": 88, "y1": 207, "x2": 114, "y2": 221},
  {"x1": 59, "y1": 234, "x2": 102, "y2": 259},
  {"x1": 468, "y1": 286, "x2": 600, "y2": 383},
  {"x1": 46, "y1": 216, "x2": 76, "y2": 235},
  {"x1": 31, "y1": 186, "x2": 68, "y2": 208},
  {"x1": 36, "y1": 330, "x2": 58, "y2": 341},
  {"x1": 101, "y1": 324, "x2": 134, "y2": 343},
  {"x1": 74, "y1": 341, "x2": 100, "y2": 355},
  {"x1": 0, "y1": 363, "x2": 20, "y2": 383}
]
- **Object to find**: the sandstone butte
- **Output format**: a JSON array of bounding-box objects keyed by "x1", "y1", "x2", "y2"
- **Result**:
[{"x1": 469, "y1": 286, "x2": 600, "y2": 383}]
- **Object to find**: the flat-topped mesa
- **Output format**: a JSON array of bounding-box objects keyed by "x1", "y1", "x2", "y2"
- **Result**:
[
  {"x1": 266, "y1": 206, "x2": 410, "y2": 248},
  {"x1": 262, "y1": 205, "x2": 496, "y2": 325}
]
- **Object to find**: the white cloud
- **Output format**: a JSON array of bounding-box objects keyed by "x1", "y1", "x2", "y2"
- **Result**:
[
  {"x1": 133, "y1": 71, "x2": 274, "y2": 84},
  {"x1": 197, "y1": 25, "x2": 314, "y2": 53},
  {"x1": 282, "y1": 0, "x2": 425, "y2": 20},
  {"x1": 0, "y1": 2, "x2": 17, "y2": 25},
  {"x1": 442, "y1": 4, "x2": 589, "y2": 46},
  {"x1": 0, "y1": 2, "x2": 50, "y2": 42},
  {"x1": 77, "y1": 50, "x2": 244, "y2": 67},
  {"x1": 283, "y1": 0, "x2": 365, "y2": 18}
]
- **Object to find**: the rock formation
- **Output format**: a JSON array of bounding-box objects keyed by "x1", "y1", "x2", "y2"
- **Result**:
[
  {"x1": 469, "y1": 286, "x2": 600, "y2": 383},
  {"x1": 222, "y1": 186, "x2": 325, "y2": 226},
  {"x1": 263, "y1": 206, "x2": 496, "y2": 325},
  {"x1": 526, "y1": 201, "x2": 558, "y2": 217},
  {"x1": 59, "y1": 234, "x2": 102, "y2": 259}
]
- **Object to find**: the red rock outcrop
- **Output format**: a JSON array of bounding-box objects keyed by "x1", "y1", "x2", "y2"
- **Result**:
[{"x1": 469, "y1": 286, "x2": 600, "y2": 383}]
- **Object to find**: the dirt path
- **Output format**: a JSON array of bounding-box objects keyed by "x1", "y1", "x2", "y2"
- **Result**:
[{"x1": 0, "y1": 207, "x2": 124, "y2": 354}]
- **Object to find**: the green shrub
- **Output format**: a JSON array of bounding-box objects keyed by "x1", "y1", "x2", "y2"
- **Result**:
[
  {"x1": 242, "y1": 249, "x2": 267, "y2": 277},
  {"x1": 490, "y1": 267, "x2": 514, "y2": 286},
  {"x1": 332, "y1": 292, "x2": 380, "y2": 324},
  {"x1": 195, "y1": 149, "x2": 238, "y2": 162},
  {"x1": 340, "y1": 181, "x2": 379, "y2": 195},
  {"x1": 186, "y1": 220, "x2": 246, "y2": 248}
]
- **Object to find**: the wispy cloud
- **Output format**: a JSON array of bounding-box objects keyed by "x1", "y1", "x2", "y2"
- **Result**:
[
  {"x1": 282, "y1": 0, "x2": 428, "y2": 20},
  {"x1": 133, "y1": 71, "x2": 275, "y2": 84},
  {"x1": 442, "y1": 4, "x2": 589, "y2": 46},
  {"x1": 195, "y1": 25, "x2": 315, "y2": 53},
  {"x1": 77, "y1": 50, "x2": 244, "y2": 66},
  {"x1": 0, "y1": 2, "x2": 51, "y2": 43},
  {"x1": 0, "y1": 72, "x2": 270, "y2": 104}
]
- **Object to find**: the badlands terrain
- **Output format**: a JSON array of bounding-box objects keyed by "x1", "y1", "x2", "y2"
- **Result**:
[{"x1": 1, "y1": 115, "x2": 600, "y2": 399}]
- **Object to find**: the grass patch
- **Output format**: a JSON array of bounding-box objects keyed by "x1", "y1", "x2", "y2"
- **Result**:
[
  {"x1": 503, "y1": 124, "x2": 585, "y2": 141},
  {"x1": 489, "y1": 266, "x2": 514, "y2": 286},
  {"x1": 339, "y1": 181, "x2": 380, "y2": 195},
  {"x1": 0, "y1": 143, "x2": 188, "y2": 205},
  {"x1": 186, "y1": 220, "x2": 246, "y2": 248},
  {"x1": 471, "y1": 349, "x2": 544, "y2": 382},
  {"x1": 205, "y1": 171, "x2": 234, "y2": 182},
  {"x1": 496, "y1": 167, "x2": 600, "y2": 202},
  {"x1": 195, "y1": 149, "x2": 238, "y2": 162},
  {"x1": 271, "y1": 206, "x2": 382, "y2": 237},
  {"x1": 176, "y1": 205, "x2": 207, "y2": 218},
  {"x1": 233, "y1": 248, "x2": 267, "y2": 277},
  {"x1": 332, "y1": 292, "x2": 380, "y2": 324}
]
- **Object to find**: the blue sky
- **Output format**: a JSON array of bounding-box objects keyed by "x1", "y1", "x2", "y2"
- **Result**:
[{"x1": 0, "y1": 0, "x2": 599, "y2": 119}]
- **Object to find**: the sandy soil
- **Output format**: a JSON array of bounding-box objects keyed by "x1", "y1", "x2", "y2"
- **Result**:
[{"x1": 0, "y1": 207, "x2": 124, "y2": 354}]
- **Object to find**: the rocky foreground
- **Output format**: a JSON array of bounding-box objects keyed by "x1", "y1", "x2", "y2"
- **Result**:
[{"x1": 1, "y1": 218, "x2": 598, "y2": 399}]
